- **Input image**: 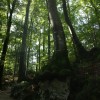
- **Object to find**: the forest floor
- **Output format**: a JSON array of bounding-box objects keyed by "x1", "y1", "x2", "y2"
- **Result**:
[{"x1": 0, "y1": 88, "x2": 13, "y2": 100}]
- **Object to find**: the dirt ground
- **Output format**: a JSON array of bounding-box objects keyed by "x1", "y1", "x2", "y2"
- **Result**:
[{"x1": 0, "y1": 90, "x2": 13, "y2": 100}]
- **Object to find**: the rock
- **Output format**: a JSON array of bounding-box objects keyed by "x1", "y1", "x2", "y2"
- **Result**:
[{"x1": 38, "y1": 79, "x2": 70, "y2": 100}]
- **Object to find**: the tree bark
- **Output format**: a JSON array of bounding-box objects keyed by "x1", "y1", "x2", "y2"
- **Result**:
[
  {"x1": 47, "y1": 12, "x2": 51, "y2": 61},
  {"x1": 38, "y1": 32, "x2": 41, "y2": 70},
  {"x1": 62, "y1": 0, "x2": 88, "y2": 58},
  {"x1": 0, "y1": 0, "x2": 17, "y2": 89},
  {"x1": 37, "y1": 1, "x2": 71, "y2": 99},
  {"x1": 46, "y1": 0, "x2": 51, "y2": 60},
  {"x1": 48, "y1": 0, "x2": 70, "y2": 67},
  {"x1": 18, "y1": 0, "x2": 31, "y2": 82}
]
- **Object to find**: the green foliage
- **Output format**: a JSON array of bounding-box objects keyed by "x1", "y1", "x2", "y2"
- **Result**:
[
  {"x1": 0, "y1": 0, "x2": 100, "y2": 90},
  {"x1": 0, "y1": 0, "x2": 100, "y2": 100}
]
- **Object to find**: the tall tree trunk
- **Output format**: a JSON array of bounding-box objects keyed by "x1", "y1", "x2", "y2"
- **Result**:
[
  {"x1": 48, "y1": 0, "x2": 70, "y2": 68},
  {"x1": 27, "y1": 47, "x2": 30, "y2": 69},
  {"x1": 18, "y1": 0, "x2": 31, "y2": 82},
  {"x1": 38, "y1": 32, "x2": 41, "y2": 70},
  {"x1": 62, "y1": 0, "x2": 88, "y2": 58},
  {"x1": 13, "y1": 39, "x2": 19, "y2": 82},
  {"x1": 36, "y1": 49, "x2": 39, "y2": 71},
  {"x1": 43, "y1": 26, "x2": 46, "y2": 57},
  {"x1": 46, "y1": 0, "x2": 51, "y2": 60},
  {"x1": 13, "y1": 46, "x2": 17, "y2": 82},
  {"x1": 0, "y1": 0, "x2": 17, "y2": 89},
  {"x1": 47, "y1": 12, "x2": 51, "y2": 61},
  {"x1": 39, "y1": 1, "x2": 70, "y2": 100},
  {"x1": 26, "y1": 18, "x2": 33, "y2": 69}
]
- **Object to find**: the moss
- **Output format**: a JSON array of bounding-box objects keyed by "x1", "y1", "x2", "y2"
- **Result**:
[
  {"x1": 58, "y1": 69, "x2": 71, "y2": 77},
  {"x1": 34, "y1": 68, "x2": 71, "y2": 82},
  {"x1": 75, "y1": 77, "x2": 100, "y2": 100},
  {"x1": 36, "y1": 50, "x2": 71, "y2": 82}
]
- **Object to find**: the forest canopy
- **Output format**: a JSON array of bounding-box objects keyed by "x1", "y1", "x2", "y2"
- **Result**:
[{"x1": 0, "y1": 0, "x2": 100, "y2": 92}]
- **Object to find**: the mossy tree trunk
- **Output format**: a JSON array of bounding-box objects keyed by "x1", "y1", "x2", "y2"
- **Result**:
[{"x1": 48, "y1": 0, "x2": 70, "y2": 68}]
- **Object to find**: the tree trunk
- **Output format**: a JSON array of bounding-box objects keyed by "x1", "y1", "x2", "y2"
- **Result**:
[
  {"x1": 43, "y1": 26, "x2": 46, "y2": 57},
  {"x1": 47, "y1": 13, "x2": 51, "y2": 61},
  {"x1": 27, "y1": 47, "x2": 30, "y2": 69},
  {"x1": 46, "y1": 0, "x2": 51, "y2": 60},
  {"x1": 39, "y1": 1, "x2": 70, "y2": 99},
  {"x1": 62, "y1": 0, "x2": 88, "y2": 59},
  {"x1": 36, "y1": 49, "x2": 39, "y2": 71},
  {"x1": 0, "y1": 0, "x2": 17, "y2": 89},
  {"x1": 18, "y1": 0, "x2": 31, "y2": 82},
  {"x1": 48, "y1": 0, "x2": 70, "y2": 67},
  {"x1": 38, "y1": 32, "x2": 41, "y2": 70}
]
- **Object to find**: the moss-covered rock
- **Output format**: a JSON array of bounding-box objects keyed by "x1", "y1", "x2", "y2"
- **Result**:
[
  {"x1": 75, "y1": 77, "x2": 100, "y2": 100},
  {"x1": 39, "y1": 79, "x2": 70, "y2": 100}
]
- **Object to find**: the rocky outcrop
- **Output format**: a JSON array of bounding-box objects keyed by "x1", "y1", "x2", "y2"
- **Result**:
[{"x1": 38, "y1": 79, "x2": 70, "y2": 100}]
